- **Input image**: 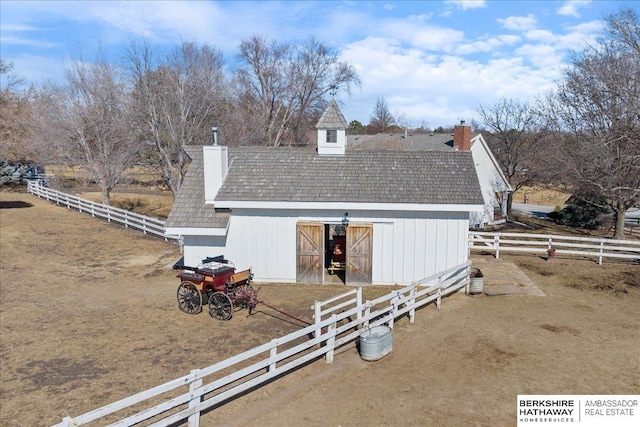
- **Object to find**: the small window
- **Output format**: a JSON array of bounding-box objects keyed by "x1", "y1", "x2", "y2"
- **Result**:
[{"x1": 326, "y1": 129, "x2": 337, "y2": 143}]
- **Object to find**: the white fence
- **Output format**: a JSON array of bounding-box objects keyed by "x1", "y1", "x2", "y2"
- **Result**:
[
  {"x1": 469, "y1": 231, "x2": 640, "y2": 264},
  {"x1": 27, "y1": 181, "x2": 179, "y2": 242},
  {"x1": 52, "y1": 261, "x2": 471, "y2": 427}
]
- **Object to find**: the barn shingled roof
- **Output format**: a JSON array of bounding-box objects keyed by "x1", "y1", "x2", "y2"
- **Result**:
[
  {"x1": 215, "y1": 147, "x2": 483, "y2": 205},
  {"x1": 165, "y1": 147, "x2": 230, "y2": 229}
]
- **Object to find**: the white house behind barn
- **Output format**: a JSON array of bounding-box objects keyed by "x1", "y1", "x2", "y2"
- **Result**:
[
  {"x1": 166, "y1": 101, "x2": 485, "y2": 285},
  {"x1": 348, "y1": 124, "x2": 512, "y2": 228}
]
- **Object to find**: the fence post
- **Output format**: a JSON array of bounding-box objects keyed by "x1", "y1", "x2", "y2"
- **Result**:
[
  {"x1": 269, "y1": 339, "x2": 278, "y2": 372},
  {"x1": 364, "y1": 301, "x2": 371, "y2": 329},
  {"x1": 314, "y1": 301, "x2": 322, "y2": 339},
  {"x1": 436, "y1": 273, "x2": 444, "y2": 310},
  {"x1": 325, "y1": 314, "x2": 337, "y2": 364},
  {"x1": 465, "y1": 264, "x2": 471, "y2": 295},
  {"x1": 356, "y1": 287, "x2": 362, "y2": 322},
  {"x1": 598, "y1": 241, "x2": 604, "y2": 265},
  {"x1": 494, "y1": 234, "x2": 500, "y2": 259},
  {"x1": 388, "y1": 292, "x2": 398, "y2": 329},
  {"x1": 409, "y1": 284, "x2": 416, "y2": 324},
  {"x1": 187, "y1": 369, "x2": 202, "y2": 427},
  {"x1": 59, "y1": 416, "x2": 74, "y2": 427}
]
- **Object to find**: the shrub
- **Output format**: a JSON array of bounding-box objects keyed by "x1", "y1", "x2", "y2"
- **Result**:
[{"x1": 546, "y1": 195, "x2": 611, "y2": 229}]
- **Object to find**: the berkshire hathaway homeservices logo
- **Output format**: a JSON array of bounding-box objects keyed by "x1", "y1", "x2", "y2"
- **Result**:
[{"x1": 517, "y1": 395, "x2": 638, "y2": 426}]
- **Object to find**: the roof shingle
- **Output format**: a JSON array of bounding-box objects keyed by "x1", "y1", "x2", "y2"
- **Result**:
[
  {"x1": 215, "y1": 147, "x2": 483, "y2": 205},
  {"x1": 315, "y1": 100, "x2": 348, "y2": 129},
  {"x1": 165, "y1": 147, "x2": 230, "y2": 229}
]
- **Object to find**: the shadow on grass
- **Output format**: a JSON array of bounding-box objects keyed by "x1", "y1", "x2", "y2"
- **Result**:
[{"x1": 0, "y1": 200, "x2": 33, "y2": 209}]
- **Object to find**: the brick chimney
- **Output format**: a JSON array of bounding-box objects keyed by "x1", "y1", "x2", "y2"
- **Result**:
[{"x1": 453, "y1": 120, "x2": 471, "y2": 151}]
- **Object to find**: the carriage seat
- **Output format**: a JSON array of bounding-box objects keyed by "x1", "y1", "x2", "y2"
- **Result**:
[{"x1": 228, "y1": 269, "x2": 253, "y2": 286}]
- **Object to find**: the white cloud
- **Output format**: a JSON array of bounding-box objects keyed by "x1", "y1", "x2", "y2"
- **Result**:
[
  {"x1": 524, "y1": 29, "x2": 556, "y2": 43},
  {"x1": 496, "y1": 34, "x2": 521, "y2": 45},
  {"x1": 0, "y1": 36, "x2": 59, "y2": 49},
  {"x1": 1, "y1": 24, "x2": 41, "y2": 31},
  {"x1": 339, "y1": 33, "x2": 563, "y2": 126},
  {"x1": 556, "y1": 20, "x2": 602, "y2": 50},
  {"x1": 444, "y1": 0, "x2": 487, "y2": 11},
  {"x1": 379, "y1": 15, "x2": 464, "y2": 52},
  {"x1": 497, "y1": 14, "x2": 537, "y2": 31},
  {"x1": 514, "y1": 44, "x2": 565, "y2": 72},
  {"x1": 557, "y1": 0, "x2": 591, "y2": 18},
  {"x1": 7, "y1": 54, "x2": 66, "y2": 85},
  {"x1": 457, "y1": 38, "x2": 505, "y2": 55}
]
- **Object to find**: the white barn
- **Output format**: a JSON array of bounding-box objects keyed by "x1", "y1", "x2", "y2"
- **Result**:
[{"x1": 166, "y1": 101, "x2": 485, "y2": 285}]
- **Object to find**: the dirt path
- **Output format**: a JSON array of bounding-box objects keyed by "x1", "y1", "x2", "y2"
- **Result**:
[{"x1": 1, "y1": 190, "x2": 638, "y2": 426}]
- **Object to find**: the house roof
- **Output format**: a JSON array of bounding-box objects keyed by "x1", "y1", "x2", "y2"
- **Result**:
[
  {"x1": 165, "y1": 147, "x2": 230, "y2": 229},
  {"x1": 315, "y1": 100, "x2": 348, "y2": 129},
  {"x1": 214, "y1": 147, "x2": 483, "y2": 205},
  {"x1": 347, "y1": 132, "x2": 472, "y2": 151}
]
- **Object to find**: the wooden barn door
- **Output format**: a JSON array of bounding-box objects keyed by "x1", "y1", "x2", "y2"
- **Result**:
[
  {"x1": 346, "y1": 224, "x2": 372, "y2": 285},
  {"x1": 296, "y1": 223, "x2": 324, "y2": 284}
]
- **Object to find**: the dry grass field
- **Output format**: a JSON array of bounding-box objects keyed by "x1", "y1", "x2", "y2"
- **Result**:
[
  {"x1": 1, "y1": 189, "x2": 638, "y2": 427},
  {"x1": 513, "y1": 185, "x2": 572, "y2": 207}
]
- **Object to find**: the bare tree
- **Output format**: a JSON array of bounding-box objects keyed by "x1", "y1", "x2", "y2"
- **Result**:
[
  {"x1": 605, "y1": 8, "x2": 640, "y2": 54},
  {"x1": 545, "y1": 8, "x2": 640, "y2": 239},
  {"x1": 0, "y1": 59, "x2": 35, "y2": 163},
  {"x1": 236, "y1": 35, "x2": 359, "y2": 147},
  {"x1": 369, "y1": 97, "x2": 395, "y2": 133},
  {"x1": 126, "y1": 41, "x2": 229, "y2": 197},
  {"x1": 477, "y1": 97, "x2": 550, "y2": 213},
  {"x1": 34, "y1": 54, "x2": 139, "y2": 204}
]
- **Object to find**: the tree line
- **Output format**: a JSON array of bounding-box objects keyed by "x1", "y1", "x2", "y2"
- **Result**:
[
  {"x1": 1, "y1": 36, "x2": 360, "y2": 204},
  {"x1": 1, "y1": 9, "x2": 638, "y2": 238},
  {"x1": 476, "y1": 9, "x2": 639, "y2": 239}
]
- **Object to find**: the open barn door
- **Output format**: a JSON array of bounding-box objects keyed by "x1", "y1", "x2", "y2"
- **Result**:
[
  {"x1": 346, "y1": 224, "x2": 372, "y2": 285},
  {"x1": 296, "y1": 222, "x2": 324, "y2": 284}
]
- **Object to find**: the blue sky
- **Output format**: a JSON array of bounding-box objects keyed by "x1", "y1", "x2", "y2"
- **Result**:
[{"x1": 1, "y1": 0, "x2": 637, "y2": 127}]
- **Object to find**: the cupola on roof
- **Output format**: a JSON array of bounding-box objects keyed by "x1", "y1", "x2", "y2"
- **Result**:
[{"x1": 315, "y1": 99, "x2": 348, "y2": 129}]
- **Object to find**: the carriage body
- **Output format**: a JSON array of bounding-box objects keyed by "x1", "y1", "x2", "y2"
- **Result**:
[{"x1": 174, "y1": 256, "x2": 257, "y2": 320}]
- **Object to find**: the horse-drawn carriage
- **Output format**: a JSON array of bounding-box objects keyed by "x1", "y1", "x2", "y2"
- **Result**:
[{"x1": 173, "y1": 256, "x2": 258, "y2": 321}]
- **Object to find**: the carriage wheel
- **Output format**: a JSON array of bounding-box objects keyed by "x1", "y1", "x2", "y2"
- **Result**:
[
  {"x1": 177, "y1": 282, "x2": 202, "y2": 314},
  {"x1": 209, "y1": 292, "x2": 233, "y2": 321}
]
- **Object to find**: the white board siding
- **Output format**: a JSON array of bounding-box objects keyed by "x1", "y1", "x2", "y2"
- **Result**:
[
  {"x1": 226, "y1": 209, "x2": 297, "y2": 282},
  {"x1": 470, "y1": 135, "x2": 511, "y2": 227},
  {"x1": 180, "y1": 208, "x2": 471, "y2": 285},
  {"x1": 182, "y1": 235, "x2": 226, "y2": 267}
]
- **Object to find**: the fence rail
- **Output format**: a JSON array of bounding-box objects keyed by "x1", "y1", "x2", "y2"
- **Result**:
[
  {"x1": 469, "y1": 231, "x2": 640, "y2": 264},
  {"x1": 53, "y1": 261, "x2": 471, "y2": 427},
  {"x1": 27, "y1": 181, "x2": 180, "y2": 242}
]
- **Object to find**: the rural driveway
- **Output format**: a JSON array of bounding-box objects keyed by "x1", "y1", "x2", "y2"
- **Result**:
[{"x1": 511, "y1": 202, "x2": 554, "y2": 218}]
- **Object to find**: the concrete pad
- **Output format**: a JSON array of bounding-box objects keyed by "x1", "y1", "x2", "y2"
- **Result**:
[{"x1": 470, "y1": 256, "x2": 545, "y2": 297}]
